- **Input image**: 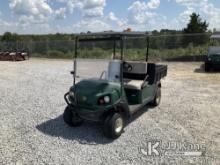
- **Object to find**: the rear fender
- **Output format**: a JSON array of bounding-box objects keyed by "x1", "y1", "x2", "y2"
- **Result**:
[{"x1": 152, "y1": 82, "x2": 161, "y2": 99}]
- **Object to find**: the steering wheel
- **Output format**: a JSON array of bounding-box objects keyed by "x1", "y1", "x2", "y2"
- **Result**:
[{"x1": 123, "y1": 62, "x2": 133, "y2": 72}]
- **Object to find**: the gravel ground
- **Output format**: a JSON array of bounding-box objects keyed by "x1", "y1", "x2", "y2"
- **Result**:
[{"x1": 0, "y1": 58, "x2": 220, "y2": 165}]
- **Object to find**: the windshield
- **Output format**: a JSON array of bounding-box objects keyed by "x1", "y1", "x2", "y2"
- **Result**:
[
  {"x1": 73, "y1": 36, "x2": 148, "y2": 84},
  {"x1": 73, "y1": 38, "x2": 124, "y2": 84},
  {"x1": 74, "y1": 59, "x2": 121, "y2": 83}
]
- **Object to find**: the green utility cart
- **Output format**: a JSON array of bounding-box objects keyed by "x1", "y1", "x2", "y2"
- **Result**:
[{"x1": 64, "y1": 32, "x2": 167, "y2": 139}]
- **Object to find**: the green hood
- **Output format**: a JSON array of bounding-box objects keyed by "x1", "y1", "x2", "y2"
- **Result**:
[{"x1": 70, "y1": 79, "x2": 121, "y2": 109}]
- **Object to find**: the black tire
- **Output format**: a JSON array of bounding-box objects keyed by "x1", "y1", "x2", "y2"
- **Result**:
[
  {"x1": 103, "y1": 113, "x2": 124, "y2": 139},
  {"x1": 63, "y1": 106, "x2": 84, "y2": 127},
  {"x1": 150, "y1": 87, "x2": 161, "y2": 107},
  {"x1": 205, "y1": 62, "x2": 211, "y2": 72}
]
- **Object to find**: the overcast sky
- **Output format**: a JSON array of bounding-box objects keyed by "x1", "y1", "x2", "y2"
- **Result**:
[{"x1": 0, "y1": 0, "x2": 219, "y2": 34}]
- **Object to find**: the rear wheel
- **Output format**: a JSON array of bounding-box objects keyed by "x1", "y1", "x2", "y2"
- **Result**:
[
  {"x1": 63, "y1": 106, "x2": 84, "y2": 127},
  {"x1": 103, "y1": 113, "x2": 124, "y2": 139},
  {"x1": 150, "y1": 87, "x2": 161, "y2": 106}
]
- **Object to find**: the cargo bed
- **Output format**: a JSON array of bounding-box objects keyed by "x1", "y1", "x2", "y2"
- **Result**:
[{"x1": 147, "y1": 63, "x2": 167, "y2": 84}]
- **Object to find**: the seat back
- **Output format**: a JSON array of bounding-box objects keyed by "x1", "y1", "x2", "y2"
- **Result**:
[
  {"x1": 123, "y1": 61, "x2": 148, "y2": 80},
  {"x1": 108, "y1": 60, "x2": 121, "y2": 82}
]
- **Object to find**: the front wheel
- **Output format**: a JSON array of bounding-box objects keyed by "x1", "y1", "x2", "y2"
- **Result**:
[
  {"x1": 103, "y1": 113, "x2": 124, "y2": 139},
  {"x1": 150, "y1": 87, "x2": 161, "y2": 107},
  {"x1": 63, "y1": 106, "x2": 84, "y2": 127}
]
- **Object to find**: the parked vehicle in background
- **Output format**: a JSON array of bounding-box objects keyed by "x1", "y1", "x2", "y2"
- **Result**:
[
  {"x1": 205, "y1": 34, "x2": 220, "y2": 71},
  {"x1": 0, "y1": 52, "x2": 29, "y2": 61}
]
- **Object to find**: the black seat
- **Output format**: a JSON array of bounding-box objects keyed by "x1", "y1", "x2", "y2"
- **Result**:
[
  {"x1": 123, "y1": 61, "x2": 148, "y2": 90},
  {"x1": 123, "y1": 61, "x2": 148, "y2": 80}
]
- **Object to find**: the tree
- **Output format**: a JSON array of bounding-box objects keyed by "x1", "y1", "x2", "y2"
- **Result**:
[
  {"x1": 1, "y1": 32, "x2": 20, "y2": 42},
  {"x1": 184, "y1": 13, "x2": 208, "y2": 33},
  {"x1": 1, "y1": 32, "x2": 21, "y2": 51},
  {"x1": 183, "y1": 13, "x2": 209, "y2": 46}
]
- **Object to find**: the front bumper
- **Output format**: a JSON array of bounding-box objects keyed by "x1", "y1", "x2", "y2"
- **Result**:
[
  {"x1": 73, "y1": 107, "x2": 106, "y2": 121},
  {"x1": 64, "y1": 92, "x2": 72, "y2": 106},
  {"x1": 64, "y1": 92, "x2": 112, "y2": 122}
]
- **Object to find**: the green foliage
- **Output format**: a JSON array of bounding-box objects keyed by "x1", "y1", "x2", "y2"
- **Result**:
[
  {"x1": 1, "y1": 32, "x2": 20, "y2": 42},
  {"x1": 31, "y1": 53, "x2": 45, "y2": 58},
  {"x1": 48, "y1": 41, "x2": 74, "y2": 54},
  {"x1": 184, "y1": 13, "x2": 208, "y2": 33},
  {"x1": 183, "y1": 13, "x2": 209, "y2": 46},
  {"x1": 78, "y1": 47, "x2": 112, "y2": 59},
  {"x1": 47, "y1": 50, "x2": 71, "y2": 59},
  {"x1": 149, "y1": 45, "x2": 208, "y2": 59},
  {"x1": 47, "y1": 50, "x2": 64, "y2": 58},
  {"x1": 0, "y1": 17, "x2": 211, "y2": 60}
]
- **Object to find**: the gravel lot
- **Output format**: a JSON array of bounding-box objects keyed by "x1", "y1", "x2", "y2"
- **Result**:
[{"x1": 0, "y1": 58, "x2": 220, "y2": 165}]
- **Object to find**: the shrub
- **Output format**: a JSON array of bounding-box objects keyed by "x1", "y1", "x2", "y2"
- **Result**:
[{"x1": 47, "y1": 50, "x2": 64, "y2": 58}]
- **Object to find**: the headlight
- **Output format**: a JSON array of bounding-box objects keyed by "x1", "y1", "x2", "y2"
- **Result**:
[
  {"x1": 104, "y1": 96, "x2": 110, "y2": 103},
  {"x1": 98, "y1": 95, "x2": 111, "y2": 105}
]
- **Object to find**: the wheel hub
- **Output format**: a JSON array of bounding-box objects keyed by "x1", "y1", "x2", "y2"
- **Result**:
[
  {"x1": 114, "y1": 118, "x2": 123, "y2": 133},
  {"x1": 156, "y1": 96, "x2": 160, "y2": 103}
]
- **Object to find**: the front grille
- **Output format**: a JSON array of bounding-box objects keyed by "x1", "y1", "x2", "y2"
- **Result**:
[{"x1": 75, "y1": 93, "x2": 93, "y2": 107}]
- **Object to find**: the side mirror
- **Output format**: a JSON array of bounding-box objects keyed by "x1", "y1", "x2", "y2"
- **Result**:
[{"x1": 70, "y1": 71, "x2": 75, "y2": 75}]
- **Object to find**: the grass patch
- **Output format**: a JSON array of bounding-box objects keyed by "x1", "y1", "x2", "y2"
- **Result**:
[{"x1": 30, "y1": 45, "x2": 208, "y2": 60}]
